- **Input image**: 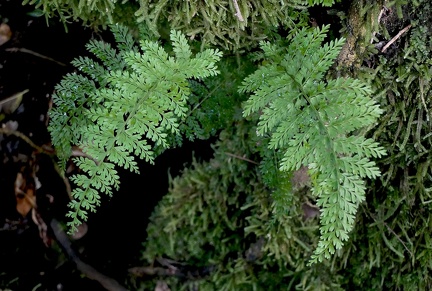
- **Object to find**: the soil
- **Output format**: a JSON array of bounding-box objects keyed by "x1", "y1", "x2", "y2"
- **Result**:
[{"x1": 0, "y1": 2, "x2": 214, "y2": 290}]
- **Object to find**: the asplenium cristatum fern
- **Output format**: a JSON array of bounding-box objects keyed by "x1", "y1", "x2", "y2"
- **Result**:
[
  {"x1": 48, "y1": 25, "x2": 222, "y2": 232},
  {"x1": 240, "y1": 25, "x2": 386, "y2": 264}
]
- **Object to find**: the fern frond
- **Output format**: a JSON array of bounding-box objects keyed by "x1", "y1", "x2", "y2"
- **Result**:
[
  {"x1": 49, "y1": 25, "x2": 221, "y2": 232},
  {"x1": 110, "y1": 24, "x2": 138, "y2": 54},
  {"x1": 85, "y1": 40, "x2": 125, "y2": 69},
  {"x1": 48, "y1": 73, "x2": 99, "y2": 167},
  {"x1": 241, "y1": 25, "x2": 386, "y2": 263}
]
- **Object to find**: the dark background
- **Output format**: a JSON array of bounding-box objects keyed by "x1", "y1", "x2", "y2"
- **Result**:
[{"x1": 0, "y1": 1, "x2": 214, "y2": 289}]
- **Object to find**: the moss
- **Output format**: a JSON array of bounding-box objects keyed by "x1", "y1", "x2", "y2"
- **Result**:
[
  {"x1": 335, "y1": 1, "x2": 432, "y2": 289},
  {"x1": 139, "y1": 121, "x2": 343, "y2": 290}
]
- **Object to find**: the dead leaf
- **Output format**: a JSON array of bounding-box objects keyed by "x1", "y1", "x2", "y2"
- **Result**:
[
  {"x1": 0, "y1": 23, "x2": 12, "y2": 46},
  {"x1": 302, "y1": 201, "x2": 320, "y2": 220},
  {"x1": 14, "y1": 172, "x2": 36, "y2": 217},
  {"x1": 70, "y1": 222, "x2": 88, "y2": 240},
  {"x1": 291, "y1": 166, "x2": 310, "y2": 190},
  {"x1": 0, "y1": 89, "x2": 28, "y2": 116},
  {"x1": 32, "y1": 208, "x2": 51, "y2": 246},
  {"x1": 15, "y1": 171, "x2": 52, "y2": 246}
]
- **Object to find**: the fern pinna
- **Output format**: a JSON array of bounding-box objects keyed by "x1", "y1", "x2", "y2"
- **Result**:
[
  {"x1": 240, "y1": 25, "x2": 386, "y2": 263},
  {"x1": 48, "y1": 25, "x2": 222, "y2": 232}
]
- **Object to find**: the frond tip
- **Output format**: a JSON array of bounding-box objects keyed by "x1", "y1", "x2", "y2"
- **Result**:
[
  {"x1": 48, "y1": 25, "x2": 222, "y2": 233},
  {"x1": 241, "y1": 25, "x2": 386, "y2": 264}
]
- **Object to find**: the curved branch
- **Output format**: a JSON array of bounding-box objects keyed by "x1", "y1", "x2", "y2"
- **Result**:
[{"x1": 50, "y1": 219, "x2": 129, "y2": 291}]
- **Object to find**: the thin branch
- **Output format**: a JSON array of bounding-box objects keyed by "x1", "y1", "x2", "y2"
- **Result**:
[
  {"x1": 371, "y1": 6, "x2": 389, "y2": 44},
  {"x1": 419, "y1": 78, "x2": 429, "y2": 121},
  {"x1": 381, "y1": 24, "x2": 412, "y2": 53},
  {"x1": 361, "y1": 205, "x2": 414, "y2": 259},
  {"x1": 71, "y1": 146, "x2": 100, "y2": 165},
  {"x1": 225, "y1": 152, "x2": 259, "y2": 164},
  {"x1": 5, "y1": 47, "x2": 67, "y2": 66},
  {"x1": 0, "y1": 127, "x2": 53, "y2": 155},
  {"x1": 50, "y1": 219, "x2": 129, "y2": 291},
  {"x1": 187, "y1": 83, "x2": 220, "y2": 118},
  {"x1": 129, "y1": 257, "x2": 215, "y2": 279},
  {"x1": 383, "y1": 222, "x2": 414, "y2": 259},
  {"x1": 232, "y1": 0, "x2": 244, "y2": 22},
  {"x1": 129, "y1": 266, "x2": 181, "y2": 278}
]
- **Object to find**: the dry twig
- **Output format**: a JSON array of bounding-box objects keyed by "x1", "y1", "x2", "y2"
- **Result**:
[
  {"x1": 6, "y1": 47, "x2": 67, "y2": 66},
  {"x1": 50, "y1": 219, "x2": 129, "y2": 291},
  {"x1": 381, "y1": 24, "x2": 412, "y2": 53},
  {"x1": 225, "y1": 152, "x2": 258, "y2": 164},
  {"x1": 0, "y1": 127, "x2": 53, "y2": 154},
  {"x1": 232, "y1": 0, "x2": 244, "y2": 21},
  {"x1": 383, "y1": 222, "x2": 414, "y2": 259}
]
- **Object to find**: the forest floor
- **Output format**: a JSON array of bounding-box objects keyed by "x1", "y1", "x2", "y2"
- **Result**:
[{"x1": 0, "y1": 2, "x2": 213, "y2": 290}]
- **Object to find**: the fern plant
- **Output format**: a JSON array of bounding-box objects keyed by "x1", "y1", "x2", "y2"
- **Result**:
[
  {"x1": 240, "y1": 25, "x2": 386, "y2": 263},
  {"x1": 48, "y1": 25, "x2": 222, "y2": 232}
]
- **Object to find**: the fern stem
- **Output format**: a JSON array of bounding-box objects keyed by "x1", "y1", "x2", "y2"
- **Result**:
[{"x1": 287, "y1": 73, "x2": 341, "y2": 193}]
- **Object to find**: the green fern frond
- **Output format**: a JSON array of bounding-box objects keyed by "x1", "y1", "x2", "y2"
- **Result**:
[
  {"x1": 240, "y1": 25, "x2": 386, "y2": 263},
  {"x1": 48, "y1": 25, "x2": 222, "y2": 232}
]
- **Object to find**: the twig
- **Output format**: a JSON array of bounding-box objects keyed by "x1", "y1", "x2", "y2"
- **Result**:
[
  {"x1": 377, "y1": 6, "x2": 386, "y2": 24},
  {"x1": 225, "y1": 152, "x2": 258, "y2": 164},
  {"x1": 361, "y1": 205, "x2": 414, "y2": 259},
  {"x1": 5, "y1": 47, "x2": 67, "y2": 66},
  {"x1": 129, "y1": 266, "x2": 180, "y2": 277},
  {"x1": 419, "y1": 78, "x2": 429, "y2": 121},
  {"x1": 383, "y1": 222, "x2": 414, "y2": 259},
  {"x1": 52, "y1": 161, "x2": 73, "y2": 200},
  {"x1": 187, "y1": 84, "x2": 219, "y2": 118},
  {"x1": 129, "y1": 257, "x2": 215, "y2": 279},
  {"x1": 232, "y1": 0, "x2": 244, "y2": 22},
  {"x1": 71, "y1": 146, "x2": 100, "y2": 165},
  {"x1": 50, "y1": 219, "x2": 129, "y2": 291},
  {"x1": 371, "y1": 6, "x2": 389, "y2": 44},
  {"x1": 0, "y1": 127, "x2": 53, "y2": 155},
  {"x1": 381, "y1": 24, "x2": 412, "y2": 53}
]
